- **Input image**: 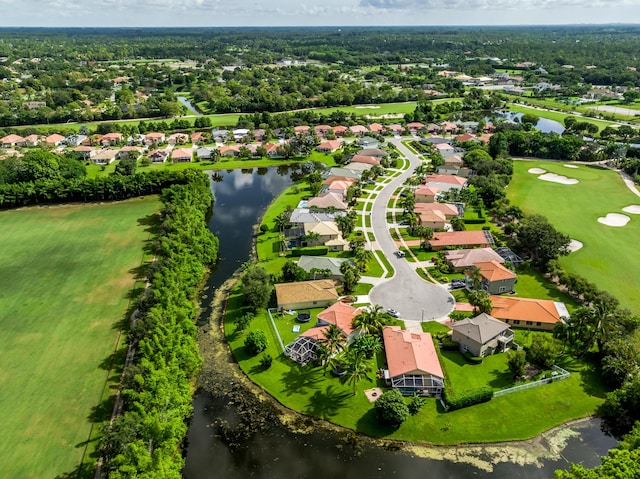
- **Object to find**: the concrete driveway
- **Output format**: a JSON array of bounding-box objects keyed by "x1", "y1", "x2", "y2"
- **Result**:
[{"x1": 368, "y1": 138, "x2": 454, "y2": 323}]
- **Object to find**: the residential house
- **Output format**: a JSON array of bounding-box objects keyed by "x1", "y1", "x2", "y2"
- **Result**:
[
  {"x1": 306, "y1": 192, "x2": 348, "y2": 210},
  {"x1": 420, "y1": 136, "x2": 450, "y2": 146},
  {"x1": 414, "y1": 202, "x2": 460, "y2": 220},
  {"x1": 368, "y1": 123, "x2": 385, "y2": 135},
  {"x1": 101, "y1": 132, "x2": 123, "y2": 146},
  {"x1": 118, "y1": 146, "x2": 142, "y2": 160},
  {"x1": 167, "y1": 133, "x2": 188, "y2": 145},
  {"x1": 293, "y1": 125, "x2": 311, "y2": 136},
  {"x1": 63, "y1": 134, "x2": 87, "y2": 147},
  {"x1": 434, "y1": 142, "x2": 456, "y2": 156},
  {"x1": 284, "y1": 301, "x2": 361, "y2": 365},
  {"x1": 406, "y1": 122, "x2": 425, "y2": 133},
  {"x1": 317, "y1": 140, "x2": 342, "y2": 152},
  {"x1": 382, "y1": 326, "x2": 445, "y2": 397},
  {"x1": 350, "y1": 154, "x2": 380, "y2": 166},
  {"x1": 23, "y1": 134, "x2": 39, "y2": 147},
  {"x1": 314, "y1": 125, "x2": 332, "y2": 137},
  {"x1": 356, "y1": 148, "x2": 388, "y2": 158},
  {"x1": 148, "y1": 149, "x2": 169, "y2": 163},
  {"x1": 297, "y1": 256, "x2": 355, "y2": 280},
  {"x1": 144, "y1": 132, "x2": 166, "y2": 145},
  {"x1": 91, "y1": 149, "x2": 119, "y2": 165},
  {"x1": 274, "y1": 279, "x2": 340, "y2": 311},
  {"x1": 252, "y1": 129, "x2": 266, "y2": 141},
  {"x1": 490, "y1": 296, "x2": 568, "y2": 331},
  {"x1": 191, "y1": 132, "x2": 205, "y2": 144},
  {"x1": 451, "y1": 313, "x2": 515, "y2": 357},
  {"x1": 349, "y1": 125, "x2": 369, "y2": 137},
  {"x1": 414, "y1": 186, "x2": 439, "y2": 203},
  {"x1": 466, "y1": 260, "x2": 517, "y2": 295},
  {"x1": 332, "y1": 125, "x2": 348, "y2": 137},
  {"x1": 343, "y1": 162, "x2": 373, "y2": 173},
  {"x1": 358, "y1": 136, "x2": 378, "y2": 149},
  {"x1": 443, "y1": 155, "x2": 464, "y2": 167},
  {"x1": 1, "y1": 134, "x2": 24, "y2": 147},
  {"x1": 263, "y1": 143, "x2": 281, "y2": 158},
  {"x1": 323, "y1": 167, "x2": 362, "y2": 180},
  {"x1": 419, "y1": 210, "x2": 447, "y2": 230},
  {"x1": 218, "y1": 145, "x2": 241, "y2": 157},
  {"x1": 303, "y1": 221, "x2": 348, "y2": 251},
  {"x1": 423, "y1": 174, "x2": 468, "y2": 192},
  {"x1": 45, "y1": 134, "x2": 66, "y2": 146},
  {"x1": 171, "y1": 148, "x2": 192, "y2": 163},
  {"x1": 387, "y1": 124, "x2": 404, "y2": 135},
  {"x1": 232, "y1": 128, "x2": 250, "y2": 141},
  {"x1": 196, "y1": 146, "x2": 213, "y2": 160},
  {"x1": 320, "y1": 177, "x2": 356, "y2": 197},
  {"x1": 73, "y1": 145, "x2": 96, "y2": 159},
  {"x1": 440, "y1": 121, "x2": 459, "y2": 134},
  {"x1": 444, "y1": 248, "x2": 505, "y2": 272},
  {"x1": 211, "y1": 129, "x2": 229, "y2": 143},
  {"x1": 428, "y1": 230, "x2": 493, "y2": 251}
]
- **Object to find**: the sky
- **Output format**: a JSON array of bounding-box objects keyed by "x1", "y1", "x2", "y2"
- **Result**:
[{"x1": 0, "y1": 0, "x2": 639, "y2": 27}]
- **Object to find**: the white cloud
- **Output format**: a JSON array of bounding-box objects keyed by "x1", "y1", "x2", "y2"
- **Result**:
[{"x1": 359, "y1": 0, "x2": 634, "y2": 10}]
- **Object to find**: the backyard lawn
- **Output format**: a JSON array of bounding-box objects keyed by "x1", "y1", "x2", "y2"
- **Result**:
[
  {"x1": 0, "y1": 197, "x2": 159, "y2": 479},
  {"x1": 508, "y1": 160, "x2": 640, "y2": 314}
]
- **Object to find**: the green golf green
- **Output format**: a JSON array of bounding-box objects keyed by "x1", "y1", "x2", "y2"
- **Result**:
[
  {"x1": 0, "y1": 197, "x2": 159, "y2": 479},
  {"x1": 508, "y1": 160, "x2": 640, "y2": 314}
]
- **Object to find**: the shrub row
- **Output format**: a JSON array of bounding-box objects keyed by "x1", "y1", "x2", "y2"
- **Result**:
[
  {"x1": 290, "y1": 246, "x2": 329, "y2": 256},
  {"x1": 443, "y1": 386, "x2": 494, "y2": 411},
  {"x1": 463, "y1": 218, "x2": 487, "y2": 224}
]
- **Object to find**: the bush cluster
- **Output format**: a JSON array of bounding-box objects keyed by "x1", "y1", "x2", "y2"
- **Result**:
[
  {"x1": 443, "y1": 386, "x2": 493, "y2": 411},
  {"x1": 290, "y1": 246, "x2": 329, "y2": 257}
]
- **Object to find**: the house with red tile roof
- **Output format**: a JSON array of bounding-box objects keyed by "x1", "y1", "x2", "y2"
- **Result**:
[
  {"x1": 218, "y1": 145, "x2": 241, "y2": 157},
  {"x1": 1, "y1": 134, "x2": 25, "y2": 147},
  {"x1": 118, "y1": 146, "x2": 142, "y2": 160},
  {"x1": 350, "y1": 154, "x2": 380, "y2": 166},
  {"x1": 419, "y1": 210, "x2": 447, "y2": 229},
  {"x1": 332, "y1": 125, "x2": 348, "y2": 136},
  {"x1": 317, "y1": 140, "x2": 342, "y2": 152},
  {"x1": 100, "y1": 132, "x2": 123, "y2": 146},
  {"x1": 144, "y1": 132, "x2": 166, "y2": 144},
  {"x1": 466, "y1": 260, "x2": 516, "y2": 295},
  {"x1": 73, "y1": 145, "x2": 96, "y2": 159},
  {"x1": 294, "y1": 125, "x2": 311, "y2": 135},
  {"x1": 414, "y1": 202, "x2": 460, "y2": 220},
  {"x1": 440, "y1": 121, "x2": 459, "y2": 133},
  {"x1": 428, "y1": 230, "x2": 493, "y2": 251},
  {"x1": 387, "y1": 124, "x2": 404, "y2": 134},
  {"x1": 167, "y1": 133, "x2": 188, "y2": 145},
  {"x1": 455, "y1": 133, "x2": 479, "y2": 143},
  {"x1": 314, "y1": 125, "x2": 332, "y2": 137},
  {"x1": 489, "y1": 296, "x2": 568, "y2": 331},
  {"x1": 423, "y1": 174, "x2": 468, "y2": 192},
  {"x1": 171, "y1": 148, "x2": 192, "y2": 163},
  {"x1": 263, "y1": 143, "x2": 281, "y2": 157},
  {"x1": 406, "y1": 122, "x2": 425, "y2": 132},
  {"x1": 306, "y1": 192, "x2": 348, "y2": 210},
  {"x1": 45, "y1": 134, "x2": 66, "y2": 146},
  {"x1": 368, "y1": 123, "x2": 385, "y2": 134},
  {"x1": 382, "y1": 326, "x2": 444, "y2": 397},
  {"x1": 23, "y1": 134, "x2": 40, "y2": 147},
  {"x1": 349, "y1": 124, "x2": 369, "y2": 136},
  {"x1": 444, "y1": 248, "x2": 505, "y2": 272},
  {"x1": 415, "y1": 186, "x2": 439, "y2": 203},
  {"x1": 191, "y1": 132, "x2": 205, "y2": 144}
]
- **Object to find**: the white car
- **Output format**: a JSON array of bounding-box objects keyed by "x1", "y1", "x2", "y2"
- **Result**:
[{"x1": 386, "y1": 308, "x2": 400, "y2": 318}]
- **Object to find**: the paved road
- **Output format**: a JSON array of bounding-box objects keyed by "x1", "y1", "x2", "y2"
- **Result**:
[{"x1": 368, "y1": 138, "x2": 454, "y2": 324}]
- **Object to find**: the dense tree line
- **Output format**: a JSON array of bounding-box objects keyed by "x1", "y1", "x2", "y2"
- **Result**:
[{"x1": 100, "y1": 172, "x2": 218, "y2": 477}]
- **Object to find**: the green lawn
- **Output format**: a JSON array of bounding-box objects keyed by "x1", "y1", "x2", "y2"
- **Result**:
[
  {"x1": 0, "y1": 197, "x2": 159, "y2": 479},
  {"x1": 225, "y1": 287, "x2": 607, "y2": 444},
  {"x1": 508, "y1": 160, "x2": 640, "y2": 314}
]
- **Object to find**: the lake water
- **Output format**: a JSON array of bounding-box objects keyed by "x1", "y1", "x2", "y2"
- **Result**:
[
  {"x1": 177, "y1": 95, "x2": 203, "y2": 116},
  {"x1": 183, "y1": 167, "x2": 616, "y2": 479},
  {"x1": 501, "y1": 111, "x2": 566, "y2": 134}
]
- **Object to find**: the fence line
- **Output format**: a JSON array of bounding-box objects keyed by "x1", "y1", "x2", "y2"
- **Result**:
[
  {"x1": 266, "y1": 308, "x2": 285, "y2": 353},
  {"x1": 493, "y1": 365, "x2": 570, "y2": 398}
]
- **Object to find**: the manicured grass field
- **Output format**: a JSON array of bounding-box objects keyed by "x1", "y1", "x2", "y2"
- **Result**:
[
  {"x1": 0, "y1": 197, "x2": 159, "y2": 479},
  {"x1": 508, "y1": 160, "x2": 640, "y2": 314}
]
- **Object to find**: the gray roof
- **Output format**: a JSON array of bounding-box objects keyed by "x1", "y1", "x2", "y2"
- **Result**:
[
  {"x1": 323, "y1": 167, "x2": 362, "y2": 180},
  {"x1": 289, "y1": 208, "x2": 344, "y2": 224},
  {"x1": 356, "y1": 148, "x2": 388, "y2": 157},
  {"x1": 297, "y1": 256, "x2": 354, "y2": 276},
  {"x1": 451, "y1": 313, "x2": 511, "y2": 344}
]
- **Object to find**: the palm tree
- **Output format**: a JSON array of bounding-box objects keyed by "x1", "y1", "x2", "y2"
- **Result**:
[
  {"x1": 340, "y1": 348, "x2": 372, "y2": 395},
  {"x1": 274, "y1": 212, "x2": 290, "y2": 232},
  {"x1": 352, "y1": 304, "x2": 386, "y2": 335},
  {"x1": 404, "y1": 212, "x2": 418, "y2": 235},
  {"x1": 414, "y1": 225, "x2": 433, "y2": 250},
  {"x1": 354, "y1": 247, "x2": 373, "y2": 272},
  {"x1": 321, "y1": 324, "x2": 345, "y2": 356}
]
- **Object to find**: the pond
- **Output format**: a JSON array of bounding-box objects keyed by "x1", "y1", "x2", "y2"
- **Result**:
[
  {"x1": 499, "y1": 111, "x2": 566, "y2": 134},
  {"x1": 177, "y1": 95, "x2": 203, "y2": 116},
  {"x1": 184, "y1": 166, "x2": 616, "y2": 479}
]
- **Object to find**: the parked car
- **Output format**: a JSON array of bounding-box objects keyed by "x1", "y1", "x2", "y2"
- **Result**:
[
  {"x1": 386, "y1": 308, "x2": 400, "y2": 318},
  {"x1": 450, "y1": 279, "x2": 466, "y2": 289},
  {"x1": 394, "y1": 250, "x2": 405, "y2": 258}
]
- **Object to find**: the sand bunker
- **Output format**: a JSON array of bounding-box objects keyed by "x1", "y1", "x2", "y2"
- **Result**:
[
  {"x1": 528, "y1": 168, "x2": 547, "y2": 174},
  {"x1": 598, "y1": 213, "x2": 631, "y2": 227},
  {"x1": 538, "y1": 173, "x2": 579, "y2": 185},
  {"x1": 355, "y1": 105, "x2": 380, "y2": 109},
  {"x1": 568, "y1": 239, "x2": 583, "y2": 252},
  {"x1": 563, "y1": 164, "x2": 579, "y2": 169},
  {"x1": 622, "y1": 205, "x2": 640, "y2": 214}
]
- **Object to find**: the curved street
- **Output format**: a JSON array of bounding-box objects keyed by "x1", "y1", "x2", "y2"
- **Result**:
[{"x1": 367, "y1": 137, "x2": 455, "y2": 326}]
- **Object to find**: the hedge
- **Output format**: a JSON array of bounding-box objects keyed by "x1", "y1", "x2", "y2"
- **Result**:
[
  {"x1": 290, "y1": 246, "x2": 329, "y2": 257},
  {"x1": 463, "y1": 218, "x2": 487, "y2": 224},
  {"x1": 443, "y1": 386, "x2": 493, "y2": 411},
  {"x1": 440, "y1": 339, "x2": 460, "y2": 351}
]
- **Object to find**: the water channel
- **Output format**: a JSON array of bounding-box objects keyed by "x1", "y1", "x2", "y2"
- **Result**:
[
  {"x1": 183, "y1": 166, "x2": 616, "y2": 479},
  {"x1": 177, "y1": 95, "x2": 203, "y2": 116}
]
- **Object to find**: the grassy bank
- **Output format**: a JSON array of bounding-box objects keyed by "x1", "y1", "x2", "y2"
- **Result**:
[{"x1": 0, "y1": 197, "x2": 159, "y2": 478}]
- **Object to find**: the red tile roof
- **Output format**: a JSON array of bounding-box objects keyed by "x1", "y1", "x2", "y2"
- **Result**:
[
  {"x1": 473, "y1": 260, "x2": 516, "y2": 282},
  {"x1": 429, "y1": 231, "x2": 491, "y2": 248},
  {"x1": 383, "y1": 326, "x2": 443, "y2": 379},
  {"x1": 490, "y1": 296, "x2": 565, "y2": 325},
  {"x1": 317, "y1": 302, "x2": 362, "y2": 337}
]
